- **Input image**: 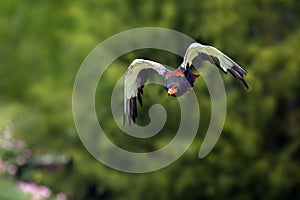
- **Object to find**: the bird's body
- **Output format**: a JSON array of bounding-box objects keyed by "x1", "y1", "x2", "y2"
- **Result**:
[
  {"x1": 163, "y1": 66, "x2": 199, "y2": 96},
  {"x1": 124, "y1": 42, "x2": 249, "y2": 125}
]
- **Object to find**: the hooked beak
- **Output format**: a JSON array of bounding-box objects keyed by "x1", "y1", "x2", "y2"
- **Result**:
[{"x1": 168, "y1": 87, "x2": 177, "y2": 96}]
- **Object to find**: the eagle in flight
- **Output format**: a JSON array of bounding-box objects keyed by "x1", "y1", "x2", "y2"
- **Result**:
[{"x1": 124, "y1": 43, "x2": 249, "y2": 125}]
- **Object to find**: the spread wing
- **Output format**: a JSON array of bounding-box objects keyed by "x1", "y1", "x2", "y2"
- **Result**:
[
  {"x1": 124, "y1": 59, "x2": 167, "y2": 125},
  {"x1": 182, "y1": 43, "x2": 249, "y2": 89}
]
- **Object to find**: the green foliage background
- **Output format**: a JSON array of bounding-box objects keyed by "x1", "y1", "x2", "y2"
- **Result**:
[{"x1": 1, "y1": 0, "x2": 300, "y2": 199}]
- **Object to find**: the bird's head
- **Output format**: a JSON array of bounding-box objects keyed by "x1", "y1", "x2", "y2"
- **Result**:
[{"x1": 168, "y1": 86, "x2": 178, "y2": 97}]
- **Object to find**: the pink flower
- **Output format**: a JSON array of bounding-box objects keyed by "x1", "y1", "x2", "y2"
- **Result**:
[
  {"x1": 19, "y1": 182, "x2": 52, "y2": 200},
  {"x1": 23, "y1": 149, "x2": 33, "y2": 159},
  {"x1": 13, "y1": 139, "x2": 25, "y2": 149},
  {"x1": 3, "y1": 129, "x2": 12, "y2": 139},
  {"x1": 7, "y1": 164, "x2": 17, "y2": 175},
  {"x1": 56, "y1": 192, "x2": 67, "y2": 200},
  {"x1": 16, "y1": 155, "x2": 26, "y2": 165},
  {"x1": 38, "y1": 185, "x2": 52, "y2": 198}
]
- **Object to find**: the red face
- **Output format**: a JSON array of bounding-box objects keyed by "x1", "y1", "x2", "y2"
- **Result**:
[{"x1": 168, "y1": 86, "x2": 178, "y2": 96}]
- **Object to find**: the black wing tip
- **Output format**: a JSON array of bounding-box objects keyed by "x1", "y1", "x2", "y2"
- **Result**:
[
  {"x1": 137, "y1": 85, "x2": 144, "y2": 106},
  {"x1": 240, "y1": 79, "x2": 250, "y2": 90},
  {"x1": 198, "y1": 58, "x2": 249, "y2": 90},
  {"x1": 228, "y1": 67, "x2": 249, "y2": 90},
  {"x1": 124, "y1": 86, "x2": 144, "y2": 126},
  {"x1": 232, "y1": 65, "x2": 247, "y2": 76},
  {"x1": 123, "y1": 97, "x2": 138, "y2": 126},
  {"x1": 129, "y1": 97, "x2": 138, "y2": 125}
]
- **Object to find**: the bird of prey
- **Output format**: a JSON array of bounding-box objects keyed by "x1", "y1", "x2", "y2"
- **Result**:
[{"x1": 124, "y1": 42, "x2": 249, "y2": 125}]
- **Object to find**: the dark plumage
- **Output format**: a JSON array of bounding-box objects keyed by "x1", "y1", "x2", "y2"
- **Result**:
[{"x1": 124, "y1": 42, "x2": 249, "y2": 125}]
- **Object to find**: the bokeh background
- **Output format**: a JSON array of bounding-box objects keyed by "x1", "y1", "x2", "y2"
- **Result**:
[{"x1": 1, "y1": 0, "x2": 300, "y2": 199}]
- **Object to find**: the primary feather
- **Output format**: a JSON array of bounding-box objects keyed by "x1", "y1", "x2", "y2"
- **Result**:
[
  {"x1": 182, "y1": 43, "x2": 249, "y2": 89},
  {"x1": 124, "y1": 59, "x2": 167, "y2": 125}
]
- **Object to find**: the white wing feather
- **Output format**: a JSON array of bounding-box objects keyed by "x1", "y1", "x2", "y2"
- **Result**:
[
  {"x1": 124, "y1": 59, "x2": 166, "y2": 99},
  {"x1": 183, "y1": 43, "x2": 239, "y2": 72},
  {"x1": 124, "y1": 59, "x2": 167, "y2": 125},
  {"x1": 182, "y1": 43, "x2": 248, "y2": 89}
]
